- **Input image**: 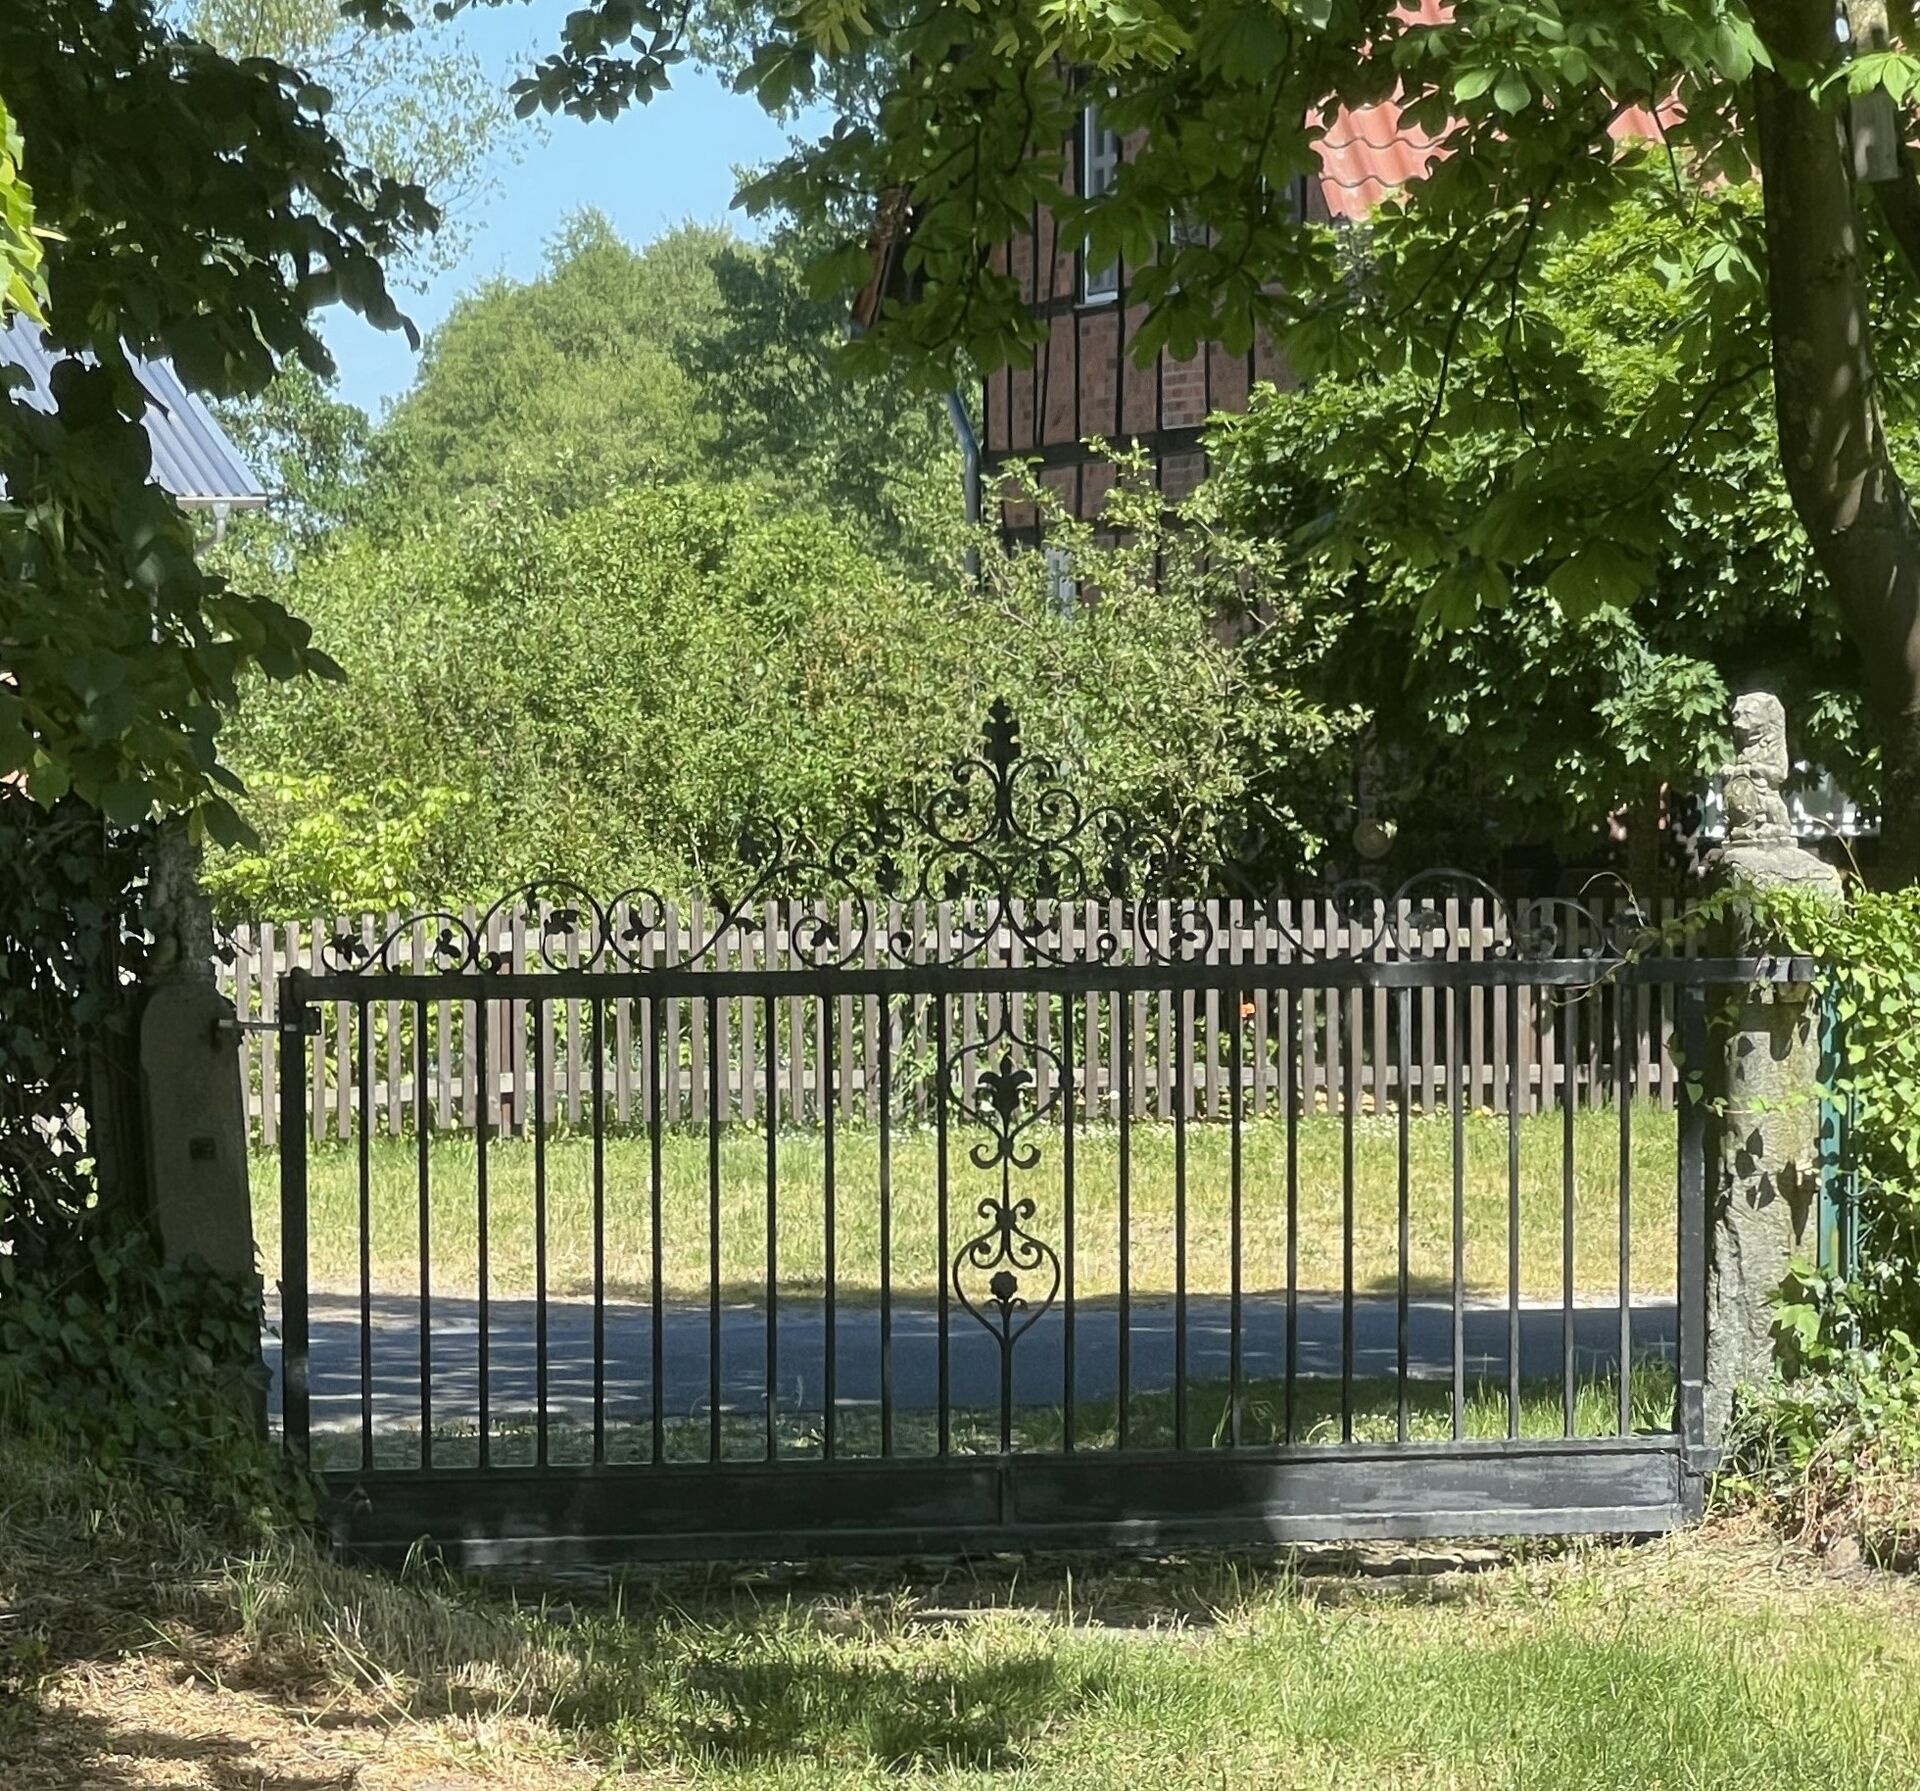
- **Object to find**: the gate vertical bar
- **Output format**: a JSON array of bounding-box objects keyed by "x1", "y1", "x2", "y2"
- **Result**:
[
  {"x1": 1117, "y1": 988, "x2": 1132, "y2": 1452},
  {"x1": 1396, "y1": 983, "x2": 1411, "y2": 1445},
  {"x1": 708, "y1": 993, "x2": 724, "y2": 1464},
  {"x1": 357, "y1": 1005, "x2": 373, "y2": 1470},
  {"x1": 879, "y1": 1000, "x2": 894, "y2": 1458},
  {"x1": 1174, "y1": 1000, "x2": 1190, "y2": 1451},
  {"x1": 935, "y1": 995, "x2": 951, "y2": 1457},
  {"x1": 1451, "y1": 985, "x2": 1467, "y2": 1439},
  {"x1": 649, "y1": 995, "x2": 665, "y2": 1465},
  {"x1": 1676, "y1": 985, "x2": 1709, "y2": 1472},
  {"x1": 475, "y1": 997, "x2": 491, "y2": 1468},
  {"x1": 279, "y1": 983, "x2": 311, "y2": 1467},
  {"x1": 532, "y1": 998, "x2": 548, "y2": 1467},
  {"x1": 764, "y1": 992, "x2": 780, "y2": 1462},
  {"x1": 1507, "y1": 989, "x2": 1522, "y2": 1438},
  {"x1": 1341, "y1": 989, "x2": 1356, "y2": 1443},
  {"x1": 1560, "y1": 994, "x2": 1576, "y2": 1438},
  {"x1": 822, "y1": 998, "x2": 838, "y2": 1460},
  {"x1": 1061, "y1": 989, "x2": 1077, "y2": 1451},
  {"x1": 1229, "y1": 979, "x2": 1244, "y2": 1448},
  {"x1": 416, "y1": 998, "x2": 433, "y2": 1469},
  {"x1": 1618, "y1": 979, "x2": 1635, "y2": 1436},
  {"x1": 592, "y1": 996, "x2": 606, "y2": 1465},
  {"x1": 1284, "y1": 982, "x2": 1301, "y2": 1447}
]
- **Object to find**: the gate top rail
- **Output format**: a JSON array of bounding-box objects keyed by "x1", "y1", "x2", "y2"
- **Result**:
[
  {"x1": 279, "y1": 953, "x2": 1812, "y2": 1005},
  {"x1": 300, "y1": 703, "x2": 1754, "y2": 983}
]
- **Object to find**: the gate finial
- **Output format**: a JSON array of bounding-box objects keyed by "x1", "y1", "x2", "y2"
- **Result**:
[{"x1": 983, "y1": 696, "x2": 1021, "y2": 839}]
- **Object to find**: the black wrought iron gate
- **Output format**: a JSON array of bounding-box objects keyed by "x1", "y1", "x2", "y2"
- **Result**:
[{"x1": 274, "y1": 707, "x2": 1768, "y2": 1567}]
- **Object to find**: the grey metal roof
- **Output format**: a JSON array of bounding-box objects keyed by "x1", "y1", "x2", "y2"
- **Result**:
[{"x1": 0, "y1": 313, "x2": 267, "y2": 509}]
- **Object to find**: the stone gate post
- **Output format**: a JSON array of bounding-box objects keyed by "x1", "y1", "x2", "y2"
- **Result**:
[
  {"x1": 137, "y1": 820, "x2": 262, "y2": 1426},
  {"x1": 1702, "y1": 691, "x2": 1841, "y2": 1444}
]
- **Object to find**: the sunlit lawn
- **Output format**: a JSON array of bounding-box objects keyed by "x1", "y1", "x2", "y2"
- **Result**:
[
  {"x1": 257, "y1": 1107, "x2": 1678, "y2": 1305},
  {"x1": 14, "y1": 1415, "x2": 1920, "y2": 1791}
]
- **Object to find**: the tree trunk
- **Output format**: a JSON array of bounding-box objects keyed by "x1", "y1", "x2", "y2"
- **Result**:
[
  {"x1": 1623, "y1": 773, "x2": 1666, "y2": 899},
  {"x1": 1751, "y1": 0, "x2": 1920, "y2": 883}
]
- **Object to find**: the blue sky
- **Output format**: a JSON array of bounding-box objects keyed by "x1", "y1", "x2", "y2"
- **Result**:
[{"x1": 324, "y1": 3, "x2": 798, "y2": 417}]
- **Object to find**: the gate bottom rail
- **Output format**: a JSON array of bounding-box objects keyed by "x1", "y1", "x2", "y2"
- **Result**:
[{"x1": 315, "y1": 1434, "x2": 1701, "y2": 1569}]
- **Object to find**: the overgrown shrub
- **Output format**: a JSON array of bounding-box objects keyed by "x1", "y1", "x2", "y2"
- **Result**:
[
  {"x1": 1722, "y1": 883, "x2": 1920, "y2": 1557},
  {"x1": 0, "y1": 793, "x2": 150, "y2": 1259},
  {"x1": 215, "y1": 463, "x2": 1351, "y2": 917},
  {"x1": 0, "y1": 1227, "x2": 292, "y2": 1530}
]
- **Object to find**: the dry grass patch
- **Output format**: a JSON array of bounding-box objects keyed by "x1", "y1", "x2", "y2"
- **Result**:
[{"x1": 12, "y1": 1434, "x2": 1920, "y2": 1789}]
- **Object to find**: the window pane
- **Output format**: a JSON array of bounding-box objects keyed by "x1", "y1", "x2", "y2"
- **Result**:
[{"x1": 1081, "y1": 102, "x2": 1120, "y2": 302}]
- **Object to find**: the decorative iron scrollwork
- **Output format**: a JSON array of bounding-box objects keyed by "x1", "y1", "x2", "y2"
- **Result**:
[
  {"x1": 317, "y1": 700, "x2": 1676, "y2": 975},
  {"x1": 947, "y1": 1020, "x2": 1065, "y2": 1366}
]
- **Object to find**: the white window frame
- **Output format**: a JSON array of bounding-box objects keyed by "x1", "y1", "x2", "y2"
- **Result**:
[{"x1": 1080, "y1": 101, "x2": 1121, "y2": 305}]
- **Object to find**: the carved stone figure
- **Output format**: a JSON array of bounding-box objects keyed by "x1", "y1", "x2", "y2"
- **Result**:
[{"x1": 1722, "y1": 691, "x2": 1796, "y2": 850}]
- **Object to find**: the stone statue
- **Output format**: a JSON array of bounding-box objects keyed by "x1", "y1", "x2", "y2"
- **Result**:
[
  {"x1": 1722, "y1": 691, "x2": 1795, "y2": 850},
  {"x1": 1714, "y1": 690, "x2": 1840, "y2": 892}
]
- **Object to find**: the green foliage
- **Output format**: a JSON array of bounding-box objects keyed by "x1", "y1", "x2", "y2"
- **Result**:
[
  {"x1": 0, "y1": 0, "x2": 426, "y2": 831},
  {"x1": 1208, "y1": 176, "x2": 1869, "y2": 864},
  {"x1": 0, "y1": 793, "x2": 152, "y2": 1258},
  {"x1": 672, "y1": 222, "x2": 958, "y2": 560},
  {"x1": 367, "y1": 212, "x2": 954, "y2": 556},
  {"x1": 1721, "y1": 1319, "x2": 1920, "y2": 1558},
  {"x1": 356, "y1": 0, "x2": 1920, "y2": 862},
  {"x1": 452, "y1": 0, "x2": 1783, "y2": 387},
  {"x1": 1724, "y1": 883, "x2": 1920, "y2": 1552},
  {"x1": 183, "y1": 0, "x2": 519, "y2": 276},
  {"x1": 200, "y1": 771, "x2": 472, "y2": 916},
  {"x1": 211, "y1": 364, "x2": 377, "y2": 580},
  {"x1": 0, "y1": 92, "x2": 43, "y2": 321},
  {"x1": 374, "y1": 214, "x2": 728, "y2": 518},
  {"x1": 216, "y1": 460, "x2": 1346, "y2": 915},
  {"x1": 0, "y1": 1226, "x2": 292, "y2": 1526},
  {"x1": 1784, "y1": 883, "x2": 1920, "y2": 1322}
]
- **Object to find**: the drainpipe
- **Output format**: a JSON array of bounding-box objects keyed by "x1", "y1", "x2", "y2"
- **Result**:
[{"x1": 942, "y1": 388, "x2": 982, "y2": 583}]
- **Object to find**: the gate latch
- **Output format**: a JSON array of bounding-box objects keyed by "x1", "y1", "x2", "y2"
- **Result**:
[
  {"x1": 216, "y1": 1009, "x2": 321, "y2": 1042},
  {"x1": 213, "y1": 1012, "x2": 318, "y2": 1046}
]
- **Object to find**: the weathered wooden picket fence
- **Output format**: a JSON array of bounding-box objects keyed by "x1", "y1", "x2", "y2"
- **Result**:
[{"x1": 221, "y1": 896, "x2": 1701, "y2": 1147}]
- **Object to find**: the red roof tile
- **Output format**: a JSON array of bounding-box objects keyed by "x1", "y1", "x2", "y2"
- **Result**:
[{"x1": 1313, "y1": 3, "x2": 1666, "y2": 220}]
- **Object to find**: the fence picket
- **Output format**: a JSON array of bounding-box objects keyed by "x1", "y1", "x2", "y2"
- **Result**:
[
  {"x1": 1490, "y1": 901, "x2": 1509, "y2": 1118},
  {"x1": 1322, "y1": 904, "x2": 1343, "y2": 1115},
  {"x1": 259, "y1": 922, "x2": 279, "y2": 1148},
  {"x1": 839, "y1": 896, "x2": 856, "y2": 1120},
  {"x1": 1370, "y1": 898, "x2": 1389, "y2": 1114},
  {"x1": 740, "y1": 909, "x2": 758, "y2": 1126},
  {"x1": 779, "y1": 901, "x2": 798, "y2": 1120},
  {"x1": 1418, "y1": 902, "x2": 1438, "y2": 1114}
]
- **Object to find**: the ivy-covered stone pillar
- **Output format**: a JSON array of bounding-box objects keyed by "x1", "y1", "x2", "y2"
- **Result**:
[{"x1": 1702, "y1": 692, "x2": 1841, "y2": 1445}]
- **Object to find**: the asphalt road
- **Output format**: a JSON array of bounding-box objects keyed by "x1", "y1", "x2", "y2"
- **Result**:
[{"x1": 267, "y1": 1290, "x2": 1677, "y2": 1435}]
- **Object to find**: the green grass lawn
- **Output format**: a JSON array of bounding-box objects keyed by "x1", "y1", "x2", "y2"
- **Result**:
[
  {"x1": 12, "y1": 1421, "x2": 1920, "y2": 1791},
  {"x1": 314, "y1": 1365, "x2": 1677, "y2": 1472},
  {"x1": 257, "y1": 1106, "x2": 1679, "y2": 1304}
]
